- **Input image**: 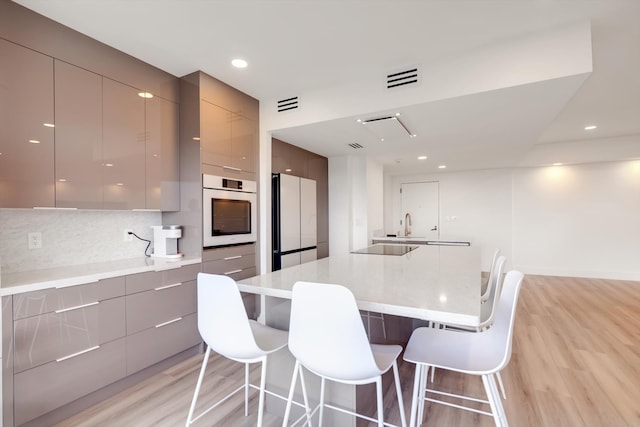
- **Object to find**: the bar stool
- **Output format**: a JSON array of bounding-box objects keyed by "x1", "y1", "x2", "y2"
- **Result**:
[
  {"x1": 403, "y1": 271, "x2": 524, "y2": 427},
  {"x1": 282, "y1": 281, "x2": 407, "y2": 427},
  {"x1": 185, "y1": 273, "x2": 289, "y2": 427}
]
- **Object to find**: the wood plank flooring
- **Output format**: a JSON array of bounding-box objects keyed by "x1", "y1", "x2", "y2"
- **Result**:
[{"x1": 55, "y1": 275, "x2": 640, "y2": 426}]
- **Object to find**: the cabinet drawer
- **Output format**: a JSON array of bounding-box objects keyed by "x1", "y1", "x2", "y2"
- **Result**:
[
  {"x1": 14, "y1": 337, "x2": 126, "y2": 426},
  {"x1": 203, "y1": 243, "x2": 255, "y2": 262},
  {"x1": 126, "y1": 313, "x2": 200, "y2": 375},
  {"x1": 126, "y1": 280, "x2": 197, "y2": 334},
  {"x1": 13, "y1": 276, "x2": 125, "y2": 320},
  {"x1": 13, "y1": 296, "x2": 126, "y2": 373},
  {"x1": 126, "y1": 263, "x2": 200, "y2": 294},
  {"x1": 202, "y1": 254, "x2": 255, "y2": 275},
  {"x1": 228, "y1": 266, "x2": 257, "y2": 281}
]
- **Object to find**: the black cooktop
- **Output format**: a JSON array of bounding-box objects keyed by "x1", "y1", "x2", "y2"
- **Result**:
[{"x1": 351, "y1": 244, "x2": 419, "y2": 256}]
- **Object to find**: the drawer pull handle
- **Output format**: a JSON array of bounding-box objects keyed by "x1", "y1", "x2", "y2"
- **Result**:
[
  {"x1": 224, "y1": 269, "x2": 243, "y2": 275},
  {"x1": 155, "y1": 317, "x2": 183, "y2": 328},
  {"x1": 224, "y1": 255, "x2": 242, "y2": 260},
  {"x1": 56, "y1": 345, "x2": 100, "y2": 362},
  {"x1": 55, "y1": 301, "x2": 99, "y2": 314},
  {"x1": 223, "y1": 165, "x2": 242, "y2": 172},
  {"x1": 154, "y1": 282, "x2": 183, "y2": 291}
]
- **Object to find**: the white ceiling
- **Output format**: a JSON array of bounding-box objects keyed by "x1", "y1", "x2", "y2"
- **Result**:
[{"x1": 14, "y1": 0, "x2": 640, "y2": 174}]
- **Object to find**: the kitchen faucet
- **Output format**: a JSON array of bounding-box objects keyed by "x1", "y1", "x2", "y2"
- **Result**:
[{"x1": 404, "y1": 212, "x2": 412, "y2": 236}]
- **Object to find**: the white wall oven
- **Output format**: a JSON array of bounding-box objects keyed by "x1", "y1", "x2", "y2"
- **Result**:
[{"x1": 203, "y1": 174, "x2": 257, "y2": 247}]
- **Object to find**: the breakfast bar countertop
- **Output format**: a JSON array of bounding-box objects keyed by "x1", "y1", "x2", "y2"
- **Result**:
[
  {"x1": 239, "y1": 244, "x2": 482, "y2": 327},
  {"x1": 0, "y1": 256, "x2": 202, "y2": 296}
]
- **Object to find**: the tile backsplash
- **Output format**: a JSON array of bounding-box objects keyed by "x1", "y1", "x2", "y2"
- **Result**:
[{"x1": 0, "y1": 209, "x2": 162, "y2": 274}]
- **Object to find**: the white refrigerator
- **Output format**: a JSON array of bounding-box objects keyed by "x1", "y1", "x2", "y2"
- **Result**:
[{"x1": 272, "y1": 173, "x2": 317, "y2": 270}]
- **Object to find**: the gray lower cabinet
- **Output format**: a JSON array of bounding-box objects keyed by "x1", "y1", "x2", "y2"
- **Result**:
[
  {"x1": 124, "y1": 263, "x2": 201, "y2": 375},
  {"x1": 203, "y1": 244, "x2": 257, "y2": 318},
  {"x1": 202, "y1": 243, "x2": 257, "y2": 281},
  {"x1": 11, "y1": 277, "x2": 126, "y2": 425},
  {"x1": 8, "y1": 263, "x2": 202, "y2": 426},
  {"x1": 14, "y1": 338, "x2": 126, "y2": 426}
]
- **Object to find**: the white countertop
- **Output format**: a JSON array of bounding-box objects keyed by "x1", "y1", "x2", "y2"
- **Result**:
[
  {"x1": 239, "y1": 244, "x2": 481, "y2": 327},
  {"x1": 0, "y1": 256, "x2": 201, "y2": 296}
]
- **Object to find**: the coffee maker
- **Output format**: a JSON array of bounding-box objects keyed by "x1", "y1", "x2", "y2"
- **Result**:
[{"x1": 151, "y1": 225, "x2": 183, "y2": 259}]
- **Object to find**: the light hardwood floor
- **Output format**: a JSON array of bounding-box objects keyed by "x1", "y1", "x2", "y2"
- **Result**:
[{"x1": 55, "y1": 275, "x2": 640, "y2": 426}]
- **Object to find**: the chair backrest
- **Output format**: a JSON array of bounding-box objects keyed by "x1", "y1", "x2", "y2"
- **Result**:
[
  {"x1": 483, "y1": 270, "x2": 524, "y2": 371},
  {"x1": 479, "y1": 255, "x2": 506, "y2": 328},
  {"x1": 288, "y1": 281, "x2": 382, "y2": 381},
  {"x1": 197, "y1": 273, "x2": 262, "y2": 360},
  {"x1": 481, "y1": 248, "x2": 502, "y2": 302}
]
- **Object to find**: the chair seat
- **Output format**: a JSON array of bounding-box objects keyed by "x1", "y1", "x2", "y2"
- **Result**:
[
  {"x1": 372, "y1": 343, "x2": 403, "y2": 372},
  {"x1": 404, "y1": 327, "x2": 502, "y2": 375},
  {"x1": 249, "y1": 320, "x2": 288, "y2": 353}
]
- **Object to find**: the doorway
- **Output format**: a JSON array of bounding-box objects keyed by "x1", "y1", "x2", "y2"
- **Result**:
[{"x1": 400, "y1": 181, "x2": 439, "y2": 239}]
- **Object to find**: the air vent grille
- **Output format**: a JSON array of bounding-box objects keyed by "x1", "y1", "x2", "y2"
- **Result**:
[
  {"x1": 277, "y1": 96, "x2": 299, "y2": 112},
  {"x1": 348, "y1": 142, "x2": 364, "y2": 149},
  {"x1": 386, "y1": 67, "x2": 420, "y2": 89}
]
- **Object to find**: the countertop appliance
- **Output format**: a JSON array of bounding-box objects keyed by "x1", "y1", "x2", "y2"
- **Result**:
[
  {"x1": 203, "y1": 174, "x2": 257, "y2": 247},
  {"x1": 151, "y1": 225, "x2": 183, "y2": 259},
  {"x1": 272, "y1": 173, "x2": 317, "y2": 271}
]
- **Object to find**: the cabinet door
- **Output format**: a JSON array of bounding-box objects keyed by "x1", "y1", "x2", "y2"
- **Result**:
[
  {"x1": 103, "y1": 78, "x2": 146, "y2": 209},
  {"x1": 230, "y1": 113, "x2": 256, "y2": 172},
  {"x1": 54, "y1": 60, "x2": 103, "y2": 208},
  {"x1": 200, "y1": 100, "x2": 232, "y2": 169},
  {"x1": 0, "y1": 39, "x2": 55, "y2": 208},
  {"x1": 145, "y1": 96, "x2": 179, "y2": 211}
]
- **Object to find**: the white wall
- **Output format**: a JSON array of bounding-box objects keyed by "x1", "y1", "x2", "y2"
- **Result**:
[
  {"x1": 328, "y1": 156, "x2": 385, "y2": 255},
  {"x1": 384, "y1": 160, "x2": 640, "y2": 280},
  {"x1": 0, "y1": 209, "x2": 160, "y2": 274},
  {"x1": 512, "y1": 161, "x2": 640, "y2": 279}
]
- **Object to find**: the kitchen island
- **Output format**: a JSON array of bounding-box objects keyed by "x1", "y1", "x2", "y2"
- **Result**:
[
  {"x1": 240, "y1": 243, "x2": 481, "y2": 327},
  {"x1": 238, "y1": 243, "x2": 481, "y2": 425}
]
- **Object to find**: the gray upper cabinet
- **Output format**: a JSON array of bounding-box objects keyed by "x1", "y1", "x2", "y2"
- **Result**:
[
  {"x1": 200, "y1": 101, "x2": 257, "y2": 174},
  {"x1": 145, "y1": 96, "x2": 179, "y2": 211},
  {"x1": 0, "y1": 39, "x2": 55, "y2": 208},
  {"x1": 102, "y1": 78, "x2": 146, "y2": 210},
  {"x1": 54, "y1": 60, "x2": 103, "y2": 209},
  {"x1": 231, "y1": 113, "x2": 257, "y2": 173},
  {"x1": 200, "y1": 99, "x2": 232, "y2": 169}
]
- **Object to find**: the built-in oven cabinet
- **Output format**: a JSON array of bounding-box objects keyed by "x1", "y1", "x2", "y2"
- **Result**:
[{"x1": 203, "y1": 244, "x2": 257, "y2": 318}]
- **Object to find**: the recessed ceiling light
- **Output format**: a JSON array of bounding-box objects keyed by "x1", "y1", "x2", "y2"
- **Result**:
[
  {"x1": 192, "y1": 137, "x2": 201, "y2": 141},
  {"x1": 418, "y1": 156, "x2": 427, "y2": 160},
  {"x1": 105, "y1": 163, "x2": 114, "y2": 167},
  {"x1": 58, "y1": 178, "x2": 67, "y2": 182},
  {"x1": 410, "y1": 134, "x2": 417, "y2": 138},
  {"x1": 116, "y1": 182, "x2": 124, "y2": 186},
  {"x1": 584, "y1": 125, "x2": 597, "y2": 130},
  {"x1": 438, "y1": 165, "x2": 447, "y2": 169},
  {"x1": 285, "y1": 168, "x2": 292, "y2": 172},
  {"x1": 395, "y1": 113, "x2": 401, "y2": 117},
  {"x1": 28, "y1": 139, "x2": 40, "y2": 144},
  {"x1": 138, "y1": 92, "x2": 153, "y2": 99},
  {"x1": 231, "y1": 58, "x2": 248, "y2": 68},
  {"x1": 553, "y1": 162, "x2": 563, "y2": 166},
  {"x1": 43, "y1": 123, "x2": 55, "y2": 128},
  {"x1": 356, "y1": 119, "x2": 362, "y2": 123}
]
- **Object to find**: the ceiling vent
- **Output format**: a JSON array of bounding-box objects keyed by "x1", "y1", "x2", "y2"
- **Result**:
[
  {"x1": 348, "y1": 142, "x2": 364, "y2": 149},
  {"x1": 386, "y1": 66, "x2": 421, "y2": 89},
  {"x1": 277, "y1": 96, "x2": 299, "y2": 112},
  {"x1": 361, "y1": 115, "x2": 414, "y2": 141}
]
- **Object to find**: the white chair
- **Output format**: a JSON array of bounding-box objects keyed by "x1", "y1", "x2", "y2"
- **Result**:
[
  {"x1": 481, "y1": 249, "x2": 502, "y2": 304},
  {"x1": 282, "y1": 281, "x2": 407, "y2": 427},
  {"x1": 403, "y1": 270, "x2": 524, "y2": 427},
  {"x1": 185, "y1": 273, "x2": 289, "y2": 427}
]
